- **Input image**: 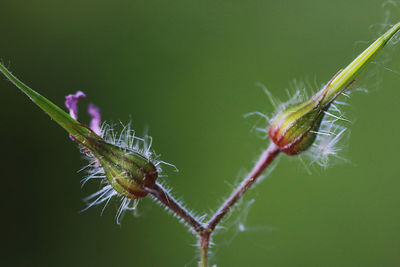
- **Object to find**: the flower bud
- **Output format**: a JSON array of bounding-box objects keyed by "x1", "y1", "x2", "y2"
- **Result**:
[
  {"x1": 268, "y1": 88, "x2": 331, "y2": 155},
  {"x1": 269, "y1": 22, "x2": 400, "y2": 155},
  {"x1": 64, "y1": 91, "x2": 157, "y2": 199},
  {"x1": 76, "y1": 128, "x2": 158, "y2": 199}
]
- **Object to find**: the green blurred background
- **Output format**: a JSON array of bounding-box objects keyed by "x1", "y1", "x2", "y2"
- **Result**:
[{"x1": 1, "y1": 0, "x2": 400, "y2": 266}]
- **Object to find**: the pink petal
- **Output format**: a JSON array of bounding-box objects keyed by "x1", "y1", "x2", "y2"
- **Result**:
[
  {"x1": 88, "y1": 103, "x2": 101, "y2": 135},
  {"x1": 65, "y1": 91, "x2": 86, "y2": 120}
]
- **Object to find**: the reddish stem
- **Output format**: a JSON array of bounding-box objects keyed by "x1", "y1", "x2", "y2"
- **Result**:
[
  {"x1": 200, "y1": 143, "x2": 280, "y2": 266},
  {"x1": 207, "y1": 143, "x2": 280, "y2": 231},
  {"x1": 147, "y1": 183, "x2": 205, "y2": 233},
  {"x1": 148, "y1": 143, "x2": 280, "y2": 267}
]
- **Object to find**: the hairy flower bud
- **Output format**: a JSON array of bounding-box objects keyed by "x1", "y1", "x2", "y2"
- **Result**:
[
  {"x1": 80, "y1": 131, "x2": 158, "y2": 199},
  {"x1": 64, "y1": 95, "x2": 159, "y2": 199},
  {"x1": 269, "y1": 89, "x2": 330, "y2": 155},
  {"x1": 269, "y1": 22, "x2": 400, "y2": 155}
]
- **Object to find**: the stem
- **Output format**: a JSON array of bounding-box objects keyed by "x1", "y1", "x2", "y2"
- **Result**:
[
  {"x1": 199, "y1": 143, "x2": 280, "y2": 266},
  {"x1": 199, "y1": 232, "x2": 211, "y2": 267},
  {"x1": 147, "y1": 183, "x2": 205, "y2": 233},
  {"x1": 207, "y1": 143, "x2": 280, "y2": 231},
  {"x1": 147, "y1": 144, "x2": 280, "y2": 266}
]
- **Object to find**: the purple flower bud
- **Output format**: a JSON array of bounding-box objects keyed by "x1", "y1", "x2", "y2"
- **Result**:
[
  {"x1": 88, "y1": 104, "x2": 101, "y2": 135},
  {"x1": 65, "y1": 91, "x2": 86, "y2": 120}
]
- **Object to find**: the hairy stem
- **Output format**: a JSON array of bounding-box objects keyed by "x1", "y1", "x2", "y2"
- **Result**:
[
  {"x1": 200, "y1": 143, "x2": 280, "y2": 266},
  {"x1": 146, "y1": 143, "x2": 280, "y2": 266},
  {"x1": 147, "y1": 183, "x2": 205, "y2": 233},
  {"x1": 199, "y1": 232, "x2": 211, "y2": 267},
  {"x1": 207, "y1": 143, "x2": 280, "y2": 231}
]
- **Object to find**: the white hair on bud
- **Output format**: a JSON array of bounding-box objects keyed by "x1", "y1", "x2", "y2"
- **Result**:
[
  {"x1": 245, "y1": 82, "x2": 311, "y2": 138},
  {"x1": 302, "y1": 87, "x2": 352, "y2": 168},
  {"x1": 78, "y1": 122, "x2": 177, "y2": 224},
  {"x1": 248, "y1": 76, "x2": 356, "y2": 169}
]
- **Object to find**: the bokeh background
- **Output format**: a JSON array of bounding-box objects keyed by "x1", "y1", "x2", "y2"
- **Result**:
[{"x1": 1, "y1": 0, "x2": 400, "y2": 266}]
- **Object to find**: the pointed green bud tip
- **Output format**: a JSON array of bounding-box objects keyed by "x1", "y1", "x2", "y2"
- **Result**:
[
  {"x1": 0, "y1": 63, "x2": 159, "y2": 200},
  {"x1": 269, "y1": 22, "x2": 400, "y2": 155}
]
